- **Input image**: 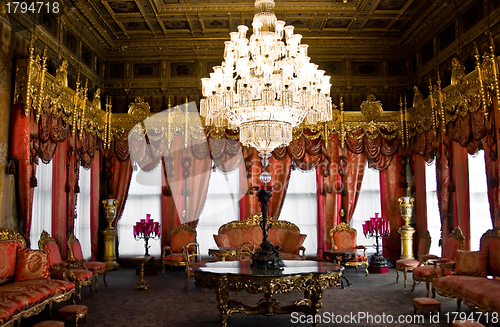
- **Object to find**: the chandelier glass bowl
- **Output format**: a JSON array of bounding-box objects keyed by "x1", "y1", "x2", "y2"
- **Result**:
[{"x1": 200, "y1": 0, "x2": 333, "y2": 182}]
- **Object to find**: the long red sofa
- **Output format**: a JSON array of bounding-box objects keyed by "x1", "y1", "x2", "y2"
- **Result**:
[
  {"x1": 432, "y1": 227, "x2": 500, "y2": 314},
  {"x1": 0, "y1": 229, "x2": 75, "y2": 327}
]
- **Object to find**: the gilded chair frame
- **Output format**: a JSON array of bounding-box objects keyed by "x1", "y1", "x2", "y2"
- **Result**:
[
  {"x1": 396, "y1": 231, "x2": 432, "y2": 287},
  {"x1": 0, "y1": 228, "x2": 27, "y2": 247},
  {"x1": 330, "y1": 222, "x2": 369, "y2": 276},
  {"x1": 67, "y1": 233, "x2": 108, "y2": 292},
  {"x1": 162, "y1": 223, "x2": 198, "y2": 274},
  {"x1": 183, "y1": 242, "x2": 200, "y2": 294},
  {"x1": 38, "y1": 230, "x2": 93, "y2": 302},
  {"x1": 411, "y1": 226, "x2": 465, "y2": 297}
]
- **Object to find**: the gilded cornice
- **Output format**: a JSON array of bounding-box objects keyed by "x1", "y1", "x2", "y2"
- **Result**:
[{"x1": 15, "y1": 36, "x2": 499, "y2": 151}]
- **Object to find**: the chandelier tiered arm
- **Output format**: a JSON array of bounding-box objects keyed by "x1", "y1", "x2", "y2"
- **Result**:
[{"x1": 200, "y1": 0, "x2": 333, "y2": 183}]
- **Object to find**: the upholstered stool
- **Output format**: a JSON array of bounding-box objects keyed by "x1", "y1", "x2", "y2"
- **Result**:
[
  {"x1": 451, "y1": 321, "x2": 486, "y2": 327},
  {"x1": 58, "y1": 304, "x2": 88, "y2": 327},
  {"x1": 413, "y1": 297, "x2": 440, "y2": 314},
  {"x1": 33, "y1": 321, "x2": 65, "y2": 327}
]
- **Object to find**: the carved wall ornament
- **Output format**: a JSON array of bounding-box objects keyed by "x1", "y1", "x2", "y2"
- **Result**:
[{"x1": 360, "y1": 94, "x2": 383, "y2": 122}]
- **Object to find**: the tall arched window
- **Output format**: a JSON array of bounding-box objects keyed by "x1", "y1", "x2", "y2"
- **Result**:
[
  {"x1": 118, "y1": 166, "x2": 162, "y2": 256},
  {"x1": 31, "y1": 162, "x2": 53, "y2": 248},
  {"x1": 468, "y1": 151, "x2": 492, "y2": 250},
  {"x1": 425, "y1": 161, "x2": 441, "y2": 255},
  {"x1": 75, "y1": 167, "x2": 91, "y2": 259},
  {"x1": 350, "y1": 167, "x2": 381, "y2": 247},
  {"x1": 197, "y1": 167, "x2": 241, "y2": 257},
  {"x1": 280, "y1": 168, "x2": 317, "y2": 257}
]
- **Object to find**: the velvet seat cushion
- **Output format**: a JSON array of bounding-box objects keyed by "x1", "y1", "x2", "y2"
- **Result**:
[
  {"x1": 58, "y1": 304, "x2": 88, "y2": 316},
  {"x1": 0, "y1": 279, "x2": 75, "y2": 324},
  {"x1": 412, "y1": 265, "x2": 451, "y2": 278},
  {"x1": 162, "y1": 253, "x2": 185, "y2": 262},
  {"x1": 433, "y1": 276, "x2": 500, "y2": 313},
  {"x1": 72, "y1": 269, "x2": 93, "y2": 281},
  {"x1": 84, "y1": 262, "x2": 106, "y2": 271},
  {"x1": 396, "y1": 258, "x2": 420, "y2": 268}
]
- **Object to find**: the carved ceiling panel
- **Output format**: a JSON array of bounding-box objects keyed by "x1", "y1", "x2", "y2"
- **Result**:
[{"x1": 83, "y1": 0, "x2": 433, "y2": 45}]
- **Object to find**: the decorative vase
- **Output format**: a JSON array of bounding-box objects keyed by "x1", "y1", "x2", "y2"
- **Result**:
[
  {"x1": 102, "y1": 199, "x2": 120, "y2": 270},
  {"x1": 398, "y1": 196, "x2": 415, "y2": 260}
]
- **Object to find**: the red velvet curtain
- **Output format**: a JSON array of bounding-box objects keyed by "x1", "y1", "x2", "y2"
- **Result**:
[
  {"x1": 342, "y1": 149, "x2": 366, "y2": 224},
  {"x1": 413, "y1": 153, "x2": 429, "y2": 245},
  {"x1": 52, "y1": 141, "x2": 68, "y2": 258},
  {"x1": 8, "y1": 103, "x2": 34, "y2": 241},
  {"x1": 316, "y1": 134, "x2": 341, "y2": 257},
  {"x1": 109, "y1": 148, "x2": 133, "y2": 227},
  {"x1": 436, "y1": 130, "x2": 453, "y2": 246},
  {"x1": 160, "y1": 135, "x2": 211, "y2": 246},
  {"x1": 380, "y1": 153, "x2": 405, "y2": 261},
  {"x1": 452, "y1": 141, "x2": 471, "y2": 250},
  {"x1": 484, "y1": 100, "x2": 500, "y2": 227},
  {"x1": 90, "y1": 151, "x2": 100, "y2": 261}
]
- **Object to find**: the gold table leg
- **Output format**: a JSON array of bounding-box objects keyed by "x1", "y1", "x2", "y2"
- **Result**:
[{"x1": 135, "y1": 262, "x2": 149, "y2": 290}]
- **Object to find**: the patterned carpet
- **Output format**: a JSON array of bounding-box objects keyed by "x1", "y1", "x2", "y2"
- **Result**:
[{"x1": 21, "y1": 262, "x2": 495, "y2": 327}]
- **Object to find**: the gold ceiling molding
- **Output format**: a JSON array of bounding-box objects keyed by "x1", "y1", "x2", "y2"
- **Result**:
[{"x1": 13, "y1": 37, "x2": 499, "y2": 151}]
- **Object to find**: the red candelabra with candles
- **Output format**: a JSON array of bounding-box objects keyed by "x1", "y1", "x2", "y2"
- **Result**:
[
  {"x1": 362, "y1": 213, "x2": 390, "y2": 273},
  {"x1": 134, "y1": 214, "x2": 160, "y2": 256}
]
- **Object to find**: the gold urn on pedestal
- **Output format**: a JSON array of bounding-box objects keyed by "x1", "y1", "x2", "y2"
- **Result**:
[
  {"x1": 398, "y1": 197, "x2": 415, "y2": 260},
  {"x1": 102, "y1": 199, "x2": 120, "y2": 270}
]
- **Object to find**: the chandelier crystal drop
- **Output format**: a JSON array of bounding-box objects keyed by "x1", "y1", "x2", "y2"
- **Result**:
[{"x1": 200, "y1": 0, "x2": 333, "y2": 183}]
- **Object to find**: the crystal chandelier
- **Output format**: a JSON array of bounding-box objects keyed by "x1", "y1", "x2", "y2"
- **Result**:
[{"x1": 200, "y1": 0, "x2": 333, "y2": 183}]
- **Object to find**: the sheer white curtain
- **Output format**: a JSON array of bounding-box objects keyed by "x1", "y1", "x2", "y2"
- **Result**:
[
  {"x1": 468, "y1": 151, "x2": 491, "y2": 250},
  {"x1": 31, "y1": 161, "x2": 53, "y2": 248},
  {"x1": 425, "y1": 161, "x2": 441, "y2": 255},
  {"x1": 197, "y1": 167, "x2": 241, "y2": 257},
  {"x1": 118, "y1": 166, "x2": 162, "y2": 257},
  {"x1": 350, "y1": 167, "x2": 381, "y2": 249},
  {"x1": 280, "y1": 168, "x2": 317, "y2": 257},
  {"x1": 75, "y1": 167, "x2": 91, "y2": 259}
]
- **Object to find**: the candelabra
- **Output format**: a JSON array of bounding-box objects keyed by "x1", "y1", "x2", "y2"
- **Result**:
[
  {"x1": 363, "y1": 213, "x2": 390, "y2": 273},
  {"x1": 134, "y1": 214, "x2": 161, "y2": 256}
]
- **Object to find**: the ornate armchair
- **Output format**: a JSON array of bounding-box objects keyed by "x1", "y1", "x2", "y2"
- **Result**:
[
  {"x1": 161, "y1": 224, "x2": 199, "y2": 274},
  {"x1": 330, "y1": 222, "x2": 369, "y2": 275},
  {"x1": 67, "y1": 233, "x2": 108, "y2": 292},
  {"x1": 396, "y1": 231, "x2": 431, "y2": 287},
  {"x1": 38, "y1": 230, "x2": 94, "y2": 302},
  {"x1": 412, "y1": 226, "x2": 465, "y2": 297}
]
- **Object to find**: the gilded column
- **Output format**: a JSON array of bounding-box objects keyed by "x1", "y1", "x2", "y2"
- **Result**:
[
  {"x1": 398, "y1": 197, "x2": 415, "y2": 259},
  {"x1": 0, "y1": 22, "x2": 14, "y2": 229},
  {"x1": 102, "y1": 199, "x2": 120, "y2": 270}
]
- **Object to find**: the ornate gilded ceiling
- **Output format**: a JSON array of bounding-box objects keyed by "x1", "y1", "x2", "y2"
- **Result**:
[{"x1": 85, "y1": 0, "x2": 429, "y2": 43}]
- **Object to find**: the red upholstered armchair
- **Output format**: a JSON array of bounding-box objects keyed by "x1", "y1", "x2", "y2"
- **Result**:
[
  {"x1": 411, "y1": 226, "x2": 465, "y2": 297},
  {"x1": 330, "y1": 222, "x2": 369, "y2": 275},
  {"x1": 67, "y1": 233, "x2": 107, "y2": 292},
  {"x1": 38, "y1": 230, "x2": 94, "y2": 302},
  {"x1": 161, "y1": 224, "x2": 199, "y2": 274},
  {"x1": 396, "y1": 231, "x2": 431, "y2": 287}
]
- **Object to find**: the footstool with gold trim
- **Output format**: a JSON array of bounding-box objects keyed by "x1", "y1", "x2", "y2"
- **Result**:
[
  {"x1": 33, "y1": 321, "x2": 65, "y2": 327},
  {"x1": 452, "y1": 321, "x2": 486, "y2": 327},
  {"x1": 58, "y1": 304, "x2": 88, "y2": 327},
  {"x1": 413, "y1": 297, "x2": 440, "y2": 314}
]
